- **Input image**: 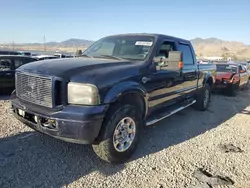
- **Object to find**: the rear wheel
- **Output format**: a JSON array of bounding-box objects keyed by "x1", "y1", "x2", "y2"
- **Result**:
[
  {"x1": 92, "y1": 103, "x2": 143, "y2": 163},
  {"x1": 194, "y1": 83, "x2": 211, "y2": 111}
]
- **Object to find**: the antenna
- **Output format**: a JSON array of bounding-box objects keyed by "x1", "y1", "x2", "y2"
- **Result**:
[{"x1": 43, "y1": 35, "x2": 46, "y2": 51}]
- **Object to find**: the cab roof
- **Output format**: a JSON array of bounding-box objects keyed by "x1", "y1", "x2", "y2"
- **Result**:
[{"x1": 104, "y1": 33, "x2": 191, "y2": 43}]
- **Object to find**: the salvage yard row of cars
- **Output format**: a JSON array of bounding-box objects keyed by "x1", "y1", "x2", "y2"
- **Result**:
[
  {"x1": 1, "y1": 33, "x2": 250, "y2": 163},
  {"x1": 0, "y1": 52, "x2": 73, "y2": 93}
]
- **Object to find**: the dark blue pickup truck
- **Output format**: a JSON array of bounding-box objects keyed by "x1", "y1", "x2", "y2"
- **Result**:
[{"x1": 11, "y1": 33, "x2": 216, "y2": 163}]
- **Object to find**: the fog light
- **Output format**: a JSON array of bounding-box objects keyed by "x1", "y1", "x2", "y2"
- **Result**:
[
  {"x1": 34, "y1": 116, "x2": 38, "y2": 123},
  {"x1": 18, "y1": 109, "x2": 25, "y2": 117}
]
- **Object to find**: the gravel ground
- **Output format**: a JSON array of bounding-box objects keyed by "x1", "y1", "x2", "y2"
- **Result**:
[{"x1": 0, "y1": 91, "x2": 250, "y2": 188}]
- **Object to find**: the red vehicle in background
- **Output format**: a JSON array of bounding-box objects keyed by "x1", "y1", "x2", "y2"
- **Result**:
[{"x1": 215, "y1": 63, "x2": 250, "y2": 96}]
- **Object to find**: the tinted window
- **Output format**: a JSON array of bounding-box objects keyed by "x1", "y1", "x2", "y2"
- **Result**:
[
  {"x1": 14, "y1": 58, "x2": 35, "y2": 69},
  {"x1": 178, "y1": 44, "x2": 194, "y2": 65},
  {"x1": 0, "y1": 58, "x2": 11, "y2": 71},
  {"x1": 155, "y1": 41, "x2": 176, "y2": 58},
  {"x1": 240, "y1": 65, "x2": 246, "y2": 72},
  {"x1": 14, "y1": 59, "x2": 25, "y2": 69}
]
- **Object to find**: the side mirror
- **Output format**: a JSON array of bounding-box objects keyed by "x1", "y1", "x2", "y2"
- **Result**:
[
  {"x1": 154, "y1": 51, "x2": 183, "y2": 71},
  {"x1": 153, "y1": 56, "x2": 167, "y2": 67}
]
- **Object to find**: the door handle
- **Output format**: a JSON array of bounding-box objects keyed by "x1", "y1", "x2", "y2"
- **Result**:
[{"x1": 5, "y1": 73, "x2": 12, "y2": 75}]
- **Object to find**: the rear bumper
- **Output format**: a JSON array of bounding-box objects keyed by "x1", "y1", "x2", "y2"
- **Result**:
[
  {"x1": 214, "y1": 81, "x2": 232, "y2": 89},
  {"x1": 11, "y1": 97, "x2": 108, "y2": 144}
]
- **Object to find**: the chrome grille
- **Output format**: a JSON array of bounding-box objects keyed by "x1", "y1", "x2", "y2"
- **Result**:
[{"x1": 16, "y1": 72, "x2": 53, "y2": 107}]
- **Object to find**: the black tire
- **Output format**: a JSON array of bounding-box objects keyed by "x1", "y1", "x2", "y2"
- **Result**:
[
  {"x1": 227, "y1": 83, "x2": 239, "y2": 96},
  {"x1": 194, "y1": 83, "x2": 211, "y2": 111},
  {"x1": 92, "y1": 103, "x2": 143, "y2": 163}
]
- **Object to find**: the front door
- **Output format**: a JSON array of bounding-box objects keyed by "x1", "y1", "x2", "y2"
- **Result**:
[
  {"x1": 239, "y1": 65, "x2": 248, "y2": 86},
  {"x1": 0, "y1": 57, "x2": 15, "y2": 92},
  {"x1": 145, "y1": 40, "x2": 186, "y2": 111}
]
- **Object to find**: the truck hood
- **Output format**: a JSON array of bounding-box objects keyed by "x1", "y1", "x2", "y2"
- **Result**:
[{"x1": 17, "y1": 57, "x2": 144, "y2": 85}]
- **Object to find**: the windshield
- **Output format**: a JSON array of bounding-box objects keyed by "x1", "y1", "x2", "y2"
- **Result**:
[
  {"x1": 83, "y1": 35, "x2": 155, "y2": 61},
  {"x1": 216, "y1": 64, "x2": 238, "y2": 73}
]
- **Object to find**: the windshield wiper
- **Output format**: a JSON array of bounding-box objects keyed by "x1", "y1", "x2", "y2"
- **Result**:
[{"x1": 94, "y1": 55, "x2": 124, "y2": 60}]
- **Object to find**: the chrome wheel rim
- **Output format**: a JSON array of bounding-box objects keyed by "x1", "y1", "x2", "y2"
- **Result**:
[
  {"x1": 203, "y1": 88, "x2": 210, "y2": 107},
  {"x1": 113, "y1": 117, "x2": 136, "y2": 152}
]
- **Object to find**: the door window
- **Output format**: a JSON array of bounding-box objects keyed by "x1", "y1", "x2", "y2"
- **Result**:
[
  {"x1": 155, "y1": 41, "x2": 176, "y2": 58},
  {"x1": 242, "y1": 65, "x2": 247, "y2": 72},
  {"x1": 239, "y1": 65, "x2": 245, "y2": 73},
  {"x1": 14, "y1": 59, "x2": 25, "y2": 69},
  {"x1": 178, "y1": 44, "x2": 194, "y2": 65},
  {"x1": 0, "y1": 58, "x2": 11, "y2": 71}
]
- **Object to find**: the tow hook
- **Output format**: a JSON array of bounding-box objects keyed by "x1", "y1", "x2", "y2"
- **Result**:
[{"x1": 41, "y1": 118, "x2": 58, "y2": 129}]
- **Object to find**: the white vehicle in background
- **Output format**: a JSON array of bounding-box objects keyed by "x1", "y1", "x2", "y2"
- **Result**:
[
  {"x1": 54, "y1": 53, "x2": 73, "y2": 58},
  {"x1": 34, "y1": 55, "x2": 59, "y2": 61}
]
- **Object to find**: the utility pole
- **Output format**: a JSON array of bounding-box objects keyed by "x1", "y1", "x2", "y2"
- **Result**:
[
  {"x1": 43, "y1": 35, "x2": 46, "y2": 52},
  {"x1": 12, "y1": 41, "x2": 15, "y2": 51}
]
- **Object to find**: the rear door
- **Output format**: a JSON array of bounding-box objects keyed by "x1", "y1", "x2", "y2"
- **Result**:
[
  {"x1": 0, "y1": 57, "x2": 15, "y2": 90},
  {"x1": 177, "y1": 42, "x2": 198, "y2": 96}
]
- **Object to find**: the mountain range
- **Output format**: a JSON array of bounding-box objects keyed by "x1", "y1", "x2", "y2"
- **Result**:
[
  {"x1": 1, "y1": 38, "x2": 250, "y2": 60},
  {"x1": 21, "y1": 38, "x2": 93, "y2": 47},
  {"x1": 191, "y1": 38, "x2": 250, "y2": 60}
]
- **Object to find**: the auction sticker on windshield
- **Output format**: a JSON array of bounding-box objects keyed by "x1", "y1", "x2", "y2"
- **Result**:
[{"x1": 135, "y1": 41, "x2": 153, "y2": 46}]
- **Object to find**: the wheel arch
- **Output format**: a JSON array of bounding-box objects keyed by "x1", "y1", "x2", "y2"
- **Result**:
[
  {"x1": 103, "y1": 81, "x2": 149, "y2": 118},
  {"x1": 203, "y1": 72, "x2": 215, "y2": 89}
]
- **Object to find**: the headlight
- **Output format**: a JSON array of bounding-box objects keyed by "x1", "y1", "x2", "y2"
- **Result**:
[{"x1": 67, "y1": 82, "x2": 100, "y2": 105}]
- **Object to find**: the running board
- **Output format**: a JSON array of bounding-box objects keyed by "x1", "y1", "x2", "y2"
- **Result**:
[{"x1": 146, "y1": 99, "x2": 196, "y2": 126}]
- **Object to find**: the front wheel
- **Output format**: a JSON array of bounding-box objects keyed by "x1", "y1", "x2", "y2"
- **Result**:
[
  {"x1": 194, "y1": 83, "x2": 211, "y2": 111},
  {"x1": 92, "y1": 104, "x2": 142, "y2": 163}
]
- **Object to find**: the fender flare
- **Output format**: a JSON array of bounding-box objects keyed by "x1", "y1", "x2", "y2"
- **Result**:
[
  {"x1": 103, "y1": 81, "x2": 149, "y2": 117},
  {"x1": 203, "y1": 71, "x2": 215, "y2": 86}
]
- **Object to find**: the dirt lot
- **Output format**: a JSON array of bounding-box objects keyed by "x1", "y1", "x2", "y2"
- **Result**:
[{"x1": 0, "y1": 91, "x2": 250, "y2": 188}]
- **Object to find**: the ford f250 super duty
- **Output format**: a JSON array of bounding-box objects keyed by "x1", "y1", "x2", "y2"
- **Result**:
[{"x1": 11, "y1": 33, "x2": 216, "y2": 163}]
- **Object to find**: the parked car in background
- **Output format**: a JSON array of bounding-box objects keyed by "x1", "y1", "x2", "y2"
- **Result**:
[
  {"x1": 0, "y1": 55, "x2": 37, "y2": 93},
  {"x1": 54, "y1": 53, "x2": 73, "y2": 58},
  {"x1": 215, "y1": 63, "x2": 249, "y2": 96},
  {"x1": 34, "y1": 55, "x2": 59, "y2": 61},
  {"x1": 0, "y1": 50, "x2": 20, "y2": 55},
  {"x1": 18, "y1": 51, "x2": 32, "y2": 56},
  {"x1": 238, "y1": 61, "x2": 250, "y2": 70},
  {"x1": 11, "y1": 33, "x2": 216, "y2": 163}
]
